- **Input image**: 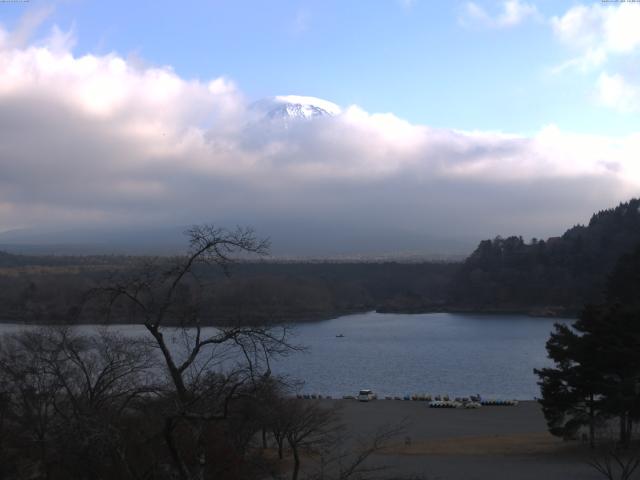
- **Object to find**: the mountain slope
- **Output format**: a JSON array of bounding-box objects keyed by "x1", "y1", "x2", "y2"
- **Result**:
[{"x1": 448, "y1": 198, "x2": 640, "y2": 315}]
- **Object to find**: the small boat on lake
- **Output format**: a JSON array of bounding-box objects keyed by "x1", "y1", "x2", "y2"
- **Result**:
[{"x1": 336, "y1": 334, "x2": 345, "y2": 338}]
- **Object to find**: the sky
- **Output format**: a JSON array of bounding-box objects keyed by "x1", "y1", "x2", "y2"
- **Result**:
[{"x1": 0, "y1": 0, "x2": 640, "y2": 255}]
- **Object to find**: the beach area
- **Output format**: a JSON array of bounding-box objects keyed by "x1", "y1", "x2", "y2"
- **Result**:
[{"x1": 319, "y1": 399, "x2": 602, "y2": 480}]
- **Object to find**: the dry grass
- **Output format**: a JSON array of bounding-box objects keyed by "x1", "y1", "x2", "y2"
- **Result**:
[{"x1": 382, "y1": 432, "x2": 577, "y2": 456}]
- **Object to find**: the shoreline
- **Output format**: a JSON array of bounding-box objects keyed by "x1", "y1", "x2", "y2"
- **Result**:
[
  {"x1": 0, "y1": 307, "x2": 577, "y2": 326},
  {"x1": 375, "y1": 305, "x2": 578, "y2": 319}
]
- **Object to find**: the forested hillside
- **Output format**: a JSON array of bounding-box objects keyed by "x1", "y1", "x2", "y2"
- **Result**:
[
  {"x1": 448, "y1": 199, "x2": 640, "y2": 315},
  {"x1": 0, "y1": 257, "x2": 457, "y2": 324},
  {"x1": 2, "y1": 199, "x2": 639, "y2": 323}
]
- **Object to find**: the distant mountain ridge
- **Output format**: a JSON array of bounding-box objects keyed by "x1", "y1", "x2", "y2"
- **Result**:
[
  {"x1": 447, "y1": 198, "x2": 640, "y2": 315},
  {"x1": 0, "y1": 221, "x2": 476, "y2": 258},
  {"x1": 2, "y1": 198, "x2": 640, "y2": 322}
]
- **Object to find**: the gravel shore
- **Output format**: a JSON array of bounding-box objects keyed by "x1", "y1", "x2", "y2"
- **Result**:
[{"x1": 320, "y1": 399, "x2": 602, "y2": 480}]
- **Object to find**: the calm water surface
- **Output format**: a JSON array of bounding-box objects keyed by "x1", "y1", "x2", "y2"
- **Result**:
[
  {"x1": 272, "y1": 312, "x2": 570, "y2": 400},
  {"x1": 0, "y1": 312, "x2": 571, "y2": 400}
]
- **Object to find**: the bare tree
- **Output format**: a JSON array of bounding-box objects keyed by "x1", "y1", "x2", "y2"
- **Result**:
[
  {"x1": 587, "y1": 446, "x2": 640, "y2": 480},
  {"x1": 309, "y1": 422, "x2": 406, "y2": 480},
  {"x1": 0, "y1": 357, "x2": 19, "y2": 479},
  {"x1": 0, "y1": 330, "x2": 64, "y2": 478},
  {"x1": 270, "y1": 401, "x2": 288, "y2": 460},
  {"x1": 96, "y1": 225, "x2": 299, "y2": 480},
  {"x1": 0, "y1": 327, "x2": 158, "y2": 479},
  {"x1": 274, "y1": 399, "x2": 340, "y2": 480},
  {"x1": 46, "y1": 328, "x2": 157, "y2": 479}
]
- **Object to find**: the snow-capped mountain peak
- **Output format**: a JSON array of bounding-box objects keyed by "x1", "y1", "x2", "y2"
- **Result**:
[
  {"x1": 273, "y1": 95, "x2": 342, "y2": 117},
  {"x1": 251, "y1": 95, "x2": 341, "y2": 123}
]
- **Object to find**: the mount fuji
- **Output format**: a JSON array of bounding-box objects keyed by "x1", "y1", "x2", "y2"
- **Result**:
[{"x1": 251, "y1": 95, "x2": 341, "y2": 124}]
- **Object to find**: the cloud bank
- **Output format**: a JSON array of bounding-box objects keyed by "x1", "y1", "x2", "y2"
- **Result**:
[
  {"x1": 551, "y1": 2, "x2": 640, "y2": 112},
  {"x1": 0, "y1": 20, "x2": 639, "y2": 254}
]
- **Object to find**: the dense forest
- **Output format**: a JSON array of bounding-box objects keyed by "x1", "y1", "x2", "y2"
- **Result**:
[
  {"x1": 0, "y1": 254, "x2": 457, "y2": 324},
  {"x1": 536, "y1": 243, "x2": 640, "y2": 449},
  {"x1": 448, "y1": 198, "x2": 640, "y2": 316},
  {"x1": 1, "y1": 198, "x2": 639, "y2": 323}
]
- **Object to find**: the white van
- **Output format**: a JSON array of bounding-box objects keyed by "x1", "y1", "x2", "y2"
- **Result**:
[{"x1": 357, "y1": 389, "x2": 377, "y2": 402}]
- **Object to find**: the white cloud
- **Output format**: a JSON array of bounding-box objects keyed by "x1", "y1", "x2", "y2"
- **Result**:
[
  {"x1": 3, "y1": 5, "x2": 54, "y2": 49},
  {"x1": 551, "y1": 4, "x2": 603, "y2": 50},
  {"x1": 550, "y1": 3, "x2": 640, "y2": 113},
  {"x1": 550, "y1": 2, "x2": 640, "y2": 72},
  {"x1": 460, "y1": 0, "x2": 539, "y2": 28},
  {"x1": 551, "y1": 3, "x2": 640, "y2": 57},
  {"x1": 596, "y1": 72, "x2": 640, "y2": 112},
  {"x1": 0, "y1": 23, "x2": 638, "y2": 247}
]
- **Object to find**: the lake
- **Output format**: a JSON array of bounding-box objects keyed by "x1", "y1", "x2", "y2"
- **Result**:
[
  {"x1": 0, "y1": 311, "x2": 571, "y2": 400},
  {"x1": 272, "y1": 312, "x2": 570, "y2": 400}
]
